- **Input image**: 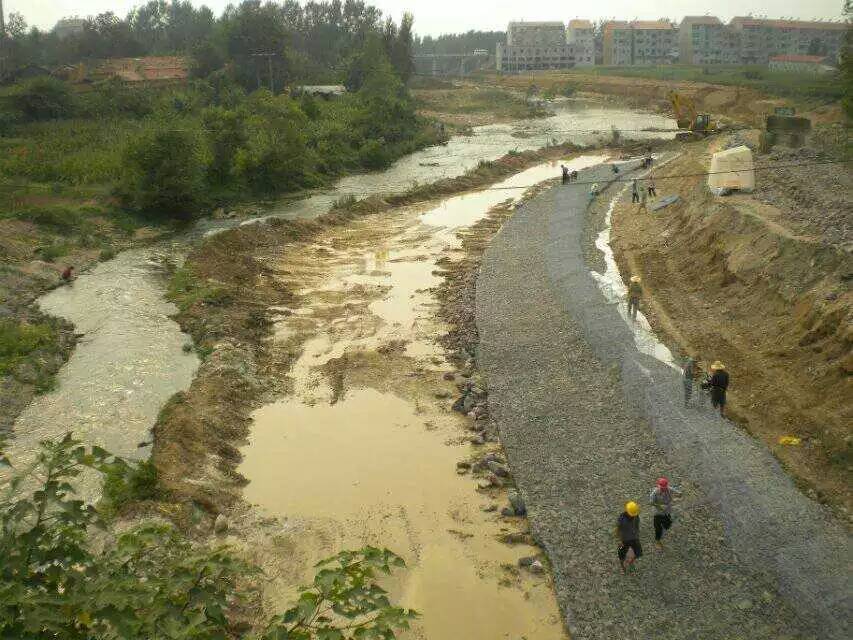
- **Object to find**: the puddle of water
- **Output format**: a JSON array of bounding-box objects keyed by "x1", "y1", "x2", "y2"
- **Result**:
[
  {"x1": 589, "y1": 159, "x2": 679, "y2": 367},
  {"x1": 244, "y1": 389, "x2": 564, "y2": 640},
  {"x1": 238, "y1": 158, "x2": 618, "y2": 638},
  {"x1": 421, "y1": 155, "x2": 610, "y2": 231}
]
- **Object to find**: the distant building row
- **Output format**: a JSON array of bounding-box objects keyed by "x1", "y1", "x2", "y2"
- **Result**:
[
  {"x1": 496, "y1": 21, "x2": 595, "y2": 72},
  {"x1": 496, "y1": 16, "x2": 847, "y2": 72}
]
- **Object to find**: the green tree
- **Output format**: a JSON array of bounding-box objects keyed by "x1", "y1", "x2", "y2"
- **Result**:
[
  {"x1": 390, "y1": 12, "x2": 415, "y2": 84},
  {"x1": 202, "y1": 106, "x2": 248, "y2": 185},
  {"x1": 235, "y1": 90, "x2": 313, "y2": 193},
  {"x1": 0, "y1": 434, "x2": 416, "y2": 639},
  {"x1": 120, "y1": 128, "x2": 206, "y2": 219},
  {"x1": 15, "y1": 77, "x2": 75, "y2": 121}
]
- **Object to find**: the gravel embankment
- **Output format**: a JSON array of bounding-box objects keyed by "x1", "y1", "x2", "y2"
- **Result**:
[{"x1": 476, "y1": 164, "x2": 851, "y2": 639}]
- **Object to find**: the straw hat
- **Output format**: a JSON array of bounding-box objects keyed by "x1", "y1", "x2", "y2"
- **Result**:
[
  {"x1": 711, "y1": 361, "x2": 725, "y2": 371},
  {"x1": 630, "y1": 275, "x2": 641, "y2": 283}
]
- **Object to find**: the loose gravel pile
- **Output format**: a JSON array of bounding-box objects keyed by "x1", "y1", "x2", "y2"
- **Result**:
[{"x1": 476, "y1": 164, "x2": 851, "y2": 639}]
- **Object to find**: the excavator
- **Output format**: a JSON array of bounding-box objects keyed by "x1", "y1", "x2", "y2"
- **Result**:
[{"x1": 668, "y1": 91, "x2": 717, "y2": 141}]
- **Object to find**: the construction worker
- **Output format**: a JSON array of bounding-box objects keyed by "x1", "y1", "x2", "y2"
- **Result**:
[
  {"x1": 647, "y1": 178, "x2": 657, "y2": 197},
  {"x1": 611, "y1": 163, "x2": 620, "y2": 174},
  {"x1": 649, "y1": 477, "x2": 681, "y2": 548},
  {"x1": 681, "y1": 356, "x2": 697, "y2": 407},
  {"x1": 705, "y1": 361, "x2": 730, "y2": 417},
  {"x1": 589, "y1": 183, "x2": 599, "y2": 199},
  {"x1": 60, "y1": 265, "x2": 75, "y2": 282},
  {"x1": 616, "y1": 501, "x2": 642, "y2": 572},
  {"x1": 631, "y1": 179, "x2": 640, "y2": 203},
  {"x1": 627, "y1": 275, "x2": 642, "y2": 320},
  {"x1": 639, "y1": 187, "x2": 648, "y2": 212},
  {"x1": 561, "y1": 164, "x2": 569, "y2": 184}
]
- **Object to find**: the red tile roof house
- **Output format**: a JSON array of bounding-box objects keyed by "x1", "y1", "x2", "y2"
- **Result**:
[{"x1": 90, "y1": 57, "x2": 190, "y2": 85}]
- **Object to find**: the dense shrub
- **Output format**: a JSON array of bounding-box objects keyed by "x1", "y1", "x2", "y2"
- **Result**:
[
  {"x1": 120, "y1": 127, "x2": 206, "y2": 219},
  {"x1": 15, "y1": 77, "x2": 75, "y2": 121},
  {"x1": 235, "y1": 91, "x2": 314, "y2": 193},
  {"x1": 0, "y1": 320, "x2": 57, "y2": 375}
]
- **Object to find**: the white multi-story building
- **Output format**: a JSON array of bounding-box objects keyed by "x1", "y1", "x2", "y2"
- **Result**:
[
  {"x1": 729, "y1": 17, "x2": 847, "y2": 64},
  {"x1": 567, "y1": 20, "x2": 595, "y2": 66},
  {"x1": 497, "y1": 21, "x2": 577, "y2": 72},
  {"x1": 603, "y1": 20, "x2": 677, "y2": 65},
  {"x1": 679, "y1": 16, "x2": 741, "y2": 65},
  {"x1": 54, "y1": 17, "x2": 86, "y2": 40}
]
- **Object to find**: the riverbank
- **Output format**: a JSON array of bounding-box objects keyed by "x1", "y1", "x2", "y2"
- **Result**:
[
  {"x1": 608, "y1": 132, "x2": 852, "y2": 517},
  {"x1": 153, "y1": 142, "x2": 653, "y2": 514},
  {"x1": 476, "y1": 163, "x2": 850, "y2": 639}
]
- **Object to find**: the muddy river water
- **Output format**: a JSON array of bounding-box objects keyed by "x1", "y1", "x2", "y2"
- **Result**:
[{"x1": 9, "y1": 101, "x2": 675, "y2": 634}]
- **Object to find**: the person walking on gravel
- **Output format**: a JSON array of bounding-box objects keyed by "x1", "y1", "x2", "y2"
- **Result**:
[
  {"x1": 647, "y1": 178, "x2": 656, "y2": 197},
  {"x1": 616, "y1": 501, "x2": 642, "y2": 572},
  {"x1": 631, "y1": 179, "x2": 640, "y2": 203},
  {"x1": 650, "y1": 477, "x2": 681, "y2": 548},
  {"x1": 704, "y1": 361, "x2": 730, "y2": 417},
  {"x1": 627, "y1": 275, "x2": 642, "y2": 320}
]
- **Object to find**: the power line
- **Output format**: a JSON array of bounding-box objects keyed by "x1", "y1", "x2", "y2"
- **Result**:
[{"x1": 468, "y1": 159, "x2": 852, "y2": 192}]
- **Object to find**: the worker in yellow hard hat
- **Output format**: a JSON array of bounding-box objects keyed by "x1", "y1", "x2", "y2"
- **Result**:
[
  {"x1": 615, "y1": 501, "x2": 642, "y2": 573},
  {"x1": 703, "y1": 361, "x2": 730, "y2": 417}
]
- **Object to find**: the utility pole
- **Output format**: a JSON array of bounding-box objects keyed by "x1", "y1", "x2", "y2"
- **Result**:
[
  {"x1": 0, "y1": 0, "x2": 6, "y2": 79},
  {"x1": 251, "y1": 52, "x2": 276, "y2": 93}
]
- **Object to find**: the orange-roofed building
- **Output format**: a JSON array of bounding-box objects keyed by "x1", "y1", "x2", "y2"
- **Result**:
[{"x1": 90, "y1": 57, "x2": 190, "y2": 85}]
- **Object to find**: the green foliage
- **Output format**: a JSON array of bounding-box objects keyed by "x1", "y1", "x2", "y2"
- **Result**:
[
  {"x1": 202, "y1": 106, "x2": 248, "y2": 185},
  {"x1": 103, "y1": 459, "x2": 159, "y2": 512},
  {"x1": 14, "y1": 77, "x2": 75, "y2": 122},
  {"x1": 167, "y1": 266, "x2": 232, "y2": 313},
  {"x1": 0, "y1": 320, "x2": 57, "y2": 375},
  {"x1": 37, "y1": 242, "x2": 72, "y2": 263},
  {"x1": 0, "y1": 435, "x2": 415, "y2": 639},
  {"x1": 13, "y1": 205, "x2": 85, "y2": 232},
  {"x1": 235, "y1": 91, "x2": 314, "y2": 194},
  {"x1": 257, "y1": 548, "x2": 416, "y2": 640},
  {"x1": 120, "y1": 127, "x2": 206, "y2": 219},
  {"x1": 0, "y1": 435, "x2": 250, "y2": 639},
  {"x1": 77, "y1": 80, "x2": 155, "y2": 119}
]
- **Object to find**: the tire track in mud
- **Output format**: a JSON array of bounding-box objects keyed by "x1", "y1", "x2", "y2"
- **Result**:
[{"x1": 476, "y1": 163, "x2": 851, "y2": 639}]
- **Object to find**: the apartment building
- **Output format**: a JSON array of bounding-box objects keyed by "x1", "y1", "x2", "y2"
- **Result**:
[
  {"x1": 679, "y1": 16, "x2": 741, "y2": 65},
  {"x1": 567, "y1": 20, "x2": 595, "y2": 66},
  {"x1": 729, "y1": 17, "x2": 847, "y2": 64},
  {"x1": 496, "y1": 21, "x2": 576, "y2": 71},
  {"x1": 603, "y1": 21, "x2": 677, "y2": 65}
]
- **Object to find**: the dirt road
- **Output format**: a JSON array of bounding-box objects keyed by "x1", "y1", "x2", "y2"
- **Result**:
[{"x1": 476, "y1": 163, "x2": 851, "y2": 638}]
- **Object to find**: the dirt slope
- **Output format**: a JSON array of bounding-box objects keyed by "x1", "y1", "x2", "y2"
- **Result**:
[{"x1": 610, "y1": 138, "x2": 852, "y2": 516}]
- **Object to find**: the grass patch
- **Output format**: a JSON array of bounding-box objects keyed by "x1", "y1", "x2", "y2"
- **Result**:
[
  {"x1": 0, "y1": 319, "x2": 57, "y2": 376},
  {"x1": 167, "y1": 265, "x2": 233, "y2": 313},
  {"x1": 102, "y1": 459, "x2": 159, "y2": 516}
]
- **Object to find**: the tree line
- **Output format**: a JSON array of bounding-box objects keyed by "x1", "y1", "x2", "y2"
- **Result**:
[
  {"x1": 0, "y1": 2, "x2": 439, "y2": 220},
  {"x1": 1, "y1": 0, "x2": 415, "y2": 89}
]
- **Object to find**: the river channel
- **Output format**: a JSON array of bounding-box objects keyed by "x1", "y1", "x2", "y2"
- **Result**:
[{"x1": 9, "y1": 100, "x2": 675, "y2": 633}]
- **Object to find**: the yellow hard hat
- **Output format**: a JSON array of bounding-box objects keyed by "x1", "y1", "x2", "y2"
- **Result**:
[
  {"x1": 625, "y1": 501, "x2": 640, "y2": 517},
  {"x1": 711, "y1": 361, "x2": 725, "y2": 371},
  {"x1": 630, "y1": 275, "x2": 641, "y2": 283}
]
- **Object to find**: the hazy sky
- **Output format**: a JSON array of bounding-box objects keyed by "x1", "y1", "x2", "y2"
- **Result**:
[{"x1": 8, "y1": 0, "x2": 848, "y2": 36}]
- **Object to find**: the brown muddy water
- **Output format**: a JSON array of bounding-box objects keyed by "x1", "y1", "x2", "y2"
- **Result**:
[{"x1": 238, "y1": 157, "x2": 608, "y2": 639}]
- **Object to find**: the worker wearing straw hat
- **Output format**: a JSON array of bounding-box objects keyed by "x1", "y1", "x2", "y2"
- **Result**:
[
  {"x1": 704, "y1": 361, "x2": 730, "y2": 417},
  {"x1": 627, "y1": 275, "x2": 642, "y2": 320}
]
